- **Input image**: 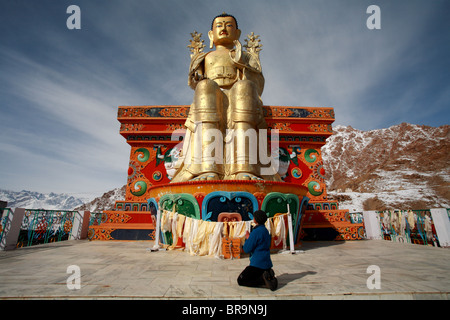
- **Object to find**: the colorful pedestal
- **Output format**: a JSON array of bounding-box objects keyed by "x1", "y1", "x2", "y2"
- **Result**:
[{"x1": 88, "y1": 105, "x2": 365, "y2": 241}]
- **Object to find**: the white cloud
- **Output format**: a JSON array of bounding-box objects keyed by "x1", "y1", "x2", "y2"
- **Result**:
[{"x1": 0, "y1": 49, "x2": 131, "y2": 193}]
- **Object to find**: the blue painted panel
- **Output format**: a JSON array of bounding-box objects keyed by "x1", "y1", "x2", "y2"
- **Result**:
[{"x1": 202, "y1": 191, "x2": 258, "y2": 222}]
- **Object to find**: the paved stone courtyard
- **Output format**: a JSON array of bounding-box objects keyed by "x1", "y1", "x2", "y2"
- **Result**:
[{"x1": 0, "y1": 239, "x2": 448, "y2": 299}]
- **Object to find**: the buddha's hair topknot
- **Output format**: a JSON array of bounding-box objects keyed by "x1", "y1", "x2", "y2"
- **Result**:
[{"x1": 211, "y1": 12, "x2": 238, "y2": 30}]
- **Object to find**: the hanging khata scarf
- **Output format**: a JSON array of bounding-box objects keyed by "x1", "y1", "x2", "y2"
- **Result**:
[
  {"x1": 208, "y1": 222, "x2": 224, "y2": 258},
  {"x1": 159, "y1": 211, "x2": 290, "y2": 257},
  {"x1": 273, "y1": 215, "x2": 287, "y2": 249}
]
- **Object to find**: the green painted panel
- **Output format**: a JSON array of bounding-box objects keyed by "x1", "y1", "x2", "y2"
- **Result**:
[{"x1": 159, "y1": 193, "x2": 200, "y2": 219}]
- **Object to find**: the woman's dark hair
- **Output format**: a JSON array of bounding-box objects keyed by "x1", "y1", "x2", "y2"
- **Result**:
[{"x1": 253, "y1": 210, "x2": 268, "y2": 225}]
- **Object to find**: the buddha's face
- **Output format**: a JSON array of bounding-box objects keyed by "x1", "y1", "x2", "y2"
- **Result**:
[{"x1": 208, "y1": 16, "x2": 241, "y2": 48}]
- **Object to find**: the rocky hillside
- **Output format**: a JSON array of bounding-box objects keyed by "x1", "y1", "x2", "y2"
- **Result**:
[
  {"x1": 74, "y1": 185, "x2": 126, "y2": 212},
  {"x1": 322, "y1": 123, "x2": 450, "y2": 211}
]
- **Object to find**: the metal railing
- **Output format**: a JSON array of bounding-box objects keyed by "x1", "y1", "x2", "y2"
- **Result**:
[
  {"x1": 16, "y1": 209, "x2": 80, "y2": 248},
  {"x1": 377, "y1": 209, "x2": 439, "y2": 246},
  {"x1": 0, "y1": 208, "x2": 14, "y2": 244}
]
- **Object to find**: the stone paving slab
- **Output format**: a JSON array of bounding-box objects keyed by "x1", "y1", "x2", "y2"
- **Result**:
[{"x1": 0, "y1": 239, "x2": 448, "y2": 300}]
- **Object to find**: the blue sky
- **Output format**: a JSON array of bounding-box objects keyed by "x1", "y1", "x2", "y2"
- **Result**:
[{"x1": 0, "y1": 0, "x2": 449, "y2": 194}]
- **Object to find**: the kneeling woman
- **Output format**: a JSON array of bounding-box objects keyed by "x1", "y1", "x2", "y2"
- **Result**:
[{"x1": 237, "y1": 210, "x2": 278, "y2": 291}]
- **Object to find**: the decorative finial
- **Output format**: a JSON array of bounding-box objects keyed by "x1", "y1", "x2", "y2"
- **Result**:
[
  {"x1": 244, "y1": 32, "x2": 263, "y2": 57},
  {"x1": 187, "y1": 31, "x2": 205, "y2": 58}
]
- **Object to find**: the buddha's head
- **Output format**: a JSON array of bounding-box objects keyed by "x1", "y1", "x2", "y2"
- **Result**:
[{"x1": 208, "y1": 13, "x2": 241, "y2": 49}]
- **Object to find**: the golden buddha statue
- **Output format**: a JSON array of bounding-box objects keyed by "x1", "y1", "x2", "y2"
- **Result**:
[{"x1": 171, "y1": 13, "x2": 280, "y2": 183}]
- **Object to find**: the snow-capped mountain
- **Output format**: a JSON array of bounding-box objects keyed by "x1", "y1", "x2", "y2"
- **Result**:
[
  {"x1": 0, "y1": 189, "x2": 101, "y2": 211},
  {"x1": 322, "y1": 123, "x2": 450, "y2": 211}
]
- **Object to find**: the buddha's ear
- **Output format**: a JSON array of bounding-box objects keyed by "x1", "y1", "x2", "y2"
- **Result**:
[
  {"x1": 236, "y1": 29, "x2": 241, "y2": 40},
  {"x1": 208, "y1": 30, "x2": 214, "y2": 49}
]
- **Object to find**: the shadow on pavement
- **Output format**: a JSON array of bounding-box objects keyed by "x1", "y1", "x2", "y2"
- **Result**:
[
  {"x1": 298, "y1": 240, "x2": 346, "y2": 251},
  {"x1": 276, "y1": 271, "x2": 317, "y2": 289}
]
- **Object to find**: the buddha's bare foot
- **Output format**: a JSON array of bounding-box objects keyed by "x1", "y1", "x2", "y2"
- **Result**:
[
  {"x1": 170, "y1": 169, "x2": 194, "y2": 183},
  {"x1": 224, "y1": 173, "x2": 264, "y2": 181},
  {"x1": 191, "y1": 172, "x2": 220, "y2": 181}
]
